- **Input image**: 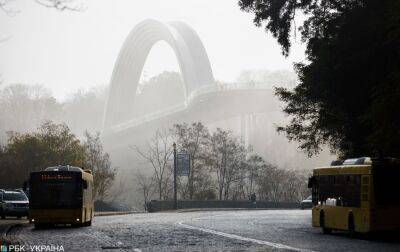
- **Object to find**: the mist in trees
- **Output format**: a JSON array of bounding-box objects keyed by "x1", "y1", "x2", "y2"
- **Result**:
[
  {"x1": 63, "y1": 87, "x2": 107, "y2": 136},
  {"x1": 209, "y1": 128, "x2": 248, "y2": 200},
  {"x1": 172, "y1": 122, "x2": 211, "y2": 200},
  {"x1": 134, "y1": 171, "x2": 154, "y2": 211},
  {"x1": 84, "y1": 131, "x2": 116, "y2": 201},
  {"x1": 0, "y1": 69, "x2": 324, "y2": 209},
  {"x1": 132, "y1": 129, "x2": 174, "y2": 201},
  {"x1": 236, "y1": 69, "x2": 297, "y2": 89},
  {"x1": 0, "y1": 84, "x2": 62, "y2": 141},
  {"x1": 133, "y1": 122, "x2": 310, "y2": 208},
  {"x1": 0, "y1": 84, "x2": 106, "y2": 143}
]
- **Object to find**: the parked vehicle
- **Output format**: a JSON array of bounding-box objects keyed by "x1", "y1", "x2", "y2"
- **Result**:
[
  {"x1": 300, "y1": 195, "x2": 312, "y2": 209},
  {"x1": 0, "y1": 189, "x2": 29, "y2": 219}
]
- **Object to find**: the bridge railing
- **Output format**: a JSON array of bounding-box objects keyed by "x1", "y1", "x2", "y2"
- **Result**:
[
  {"x1": 186, "y1": 82, "x2": 272, "y2": 104},
  {"x1": 106, "y1": 82, "x2": 273, "y2": 133}
]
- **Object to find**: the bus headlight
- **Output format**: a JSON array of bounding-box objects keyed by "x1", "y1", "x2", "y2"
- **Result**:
[
  {"x1": 31, "y1": 218, "x2": 35, "y2": 222},
  {"x1": 76, "y1": 218, "x2": 80, "y2": 222}
]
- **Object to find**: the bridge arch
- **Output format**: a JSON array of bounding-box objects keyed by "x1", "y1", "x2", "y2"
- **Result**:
[{"x1": 104, "y1": 19, "x2": 215, "y2": 128}]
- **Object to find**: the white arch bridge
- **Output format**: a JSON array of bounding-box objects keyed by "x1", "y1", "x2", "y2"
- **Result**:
[{"x1": 102, "y1": 19, "x2": 278, "y2": 149}]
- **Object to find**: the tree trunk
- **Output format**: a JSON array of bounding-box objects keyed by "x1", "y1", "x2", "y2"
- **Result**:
[{"x1": 159, "y1": 182, "x2": 162, "y2": 200}]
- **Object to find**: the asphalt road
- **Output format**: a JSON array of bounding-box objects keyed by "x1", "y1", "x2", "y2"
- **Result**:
[{"x1": 8, "y1": 210, "x2": 400, "y2": 251}]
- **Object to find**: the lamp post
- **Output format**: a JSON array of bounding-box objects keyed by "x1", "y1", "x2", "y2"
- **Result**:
[{"x1": 173, "y1": 142, "x2": 177, "y2": 210}]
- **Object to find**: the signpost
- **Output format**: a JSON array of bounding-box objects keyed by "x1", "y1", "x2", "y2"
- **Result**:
[{"x1": 173, "y1": 143, "x2": 190, "y2": 210}]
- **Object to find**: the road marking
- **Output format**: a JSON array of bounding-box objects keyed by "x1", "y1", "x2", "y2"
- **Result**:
[{"x1": 178, "y1": 221, "x2": 314, "y2": 252}]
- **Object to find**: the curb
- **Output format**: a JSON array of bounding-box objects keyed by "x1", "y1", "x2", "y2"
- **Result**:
[
  {"x1": 177, "y1": 208, "x2": 275, "y2": 213},
  {"x1": 153, "y1": 208, "x2": 302, "y2": 213},
  {"x1": 94, "y1": 211, "x2": 143, "y2": 217}
]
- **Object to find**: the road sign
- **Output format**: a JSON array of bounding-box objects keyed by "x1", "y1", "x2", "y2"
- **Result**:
[{"x1": 177, "y1": 152, "x2": 190, "y2": 176}]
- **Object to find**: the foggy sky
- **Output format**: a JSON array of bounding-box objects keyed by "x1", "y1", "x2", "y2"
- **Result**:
[{"x1": 0, "y1": 0, "x2": 306, "y2": 100}]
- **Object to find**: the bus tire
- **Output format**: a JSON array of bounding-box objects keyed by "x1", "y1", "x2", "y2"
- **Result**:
[
  {"x1": 85, "y1": 220, "x2": 92, "y2": 227},
  {"x1": 320, "y1": 211, "x2": 332, "y2": 234},
  {"x1": 348, "y1": 213, "x2": 355, "y2": 237}
]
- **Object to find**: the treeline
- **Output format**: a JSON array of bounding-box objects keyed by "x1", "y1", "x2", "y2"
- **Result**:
[
  {"x1": 134, "y1": 122, "x2": 309, "y2": 207},
  {"x1": 0, "y1": 69, "x2": 296, "y2": 144},
  {"x1": 0, "y1": 121, "x2": 116, "y2": 200},
  {"x1": 0, "y1": 84, "x2": 106, "y2": 144}
]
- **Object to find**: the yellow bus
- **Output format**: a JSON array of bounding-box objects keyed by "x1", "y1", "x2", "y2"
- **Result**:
[
  {"x1": 28, "y1": 165, "x2": 94, "y2": 228},
  {"x1": 309, "y1": 157, "x2": 400, "y2": 235}
]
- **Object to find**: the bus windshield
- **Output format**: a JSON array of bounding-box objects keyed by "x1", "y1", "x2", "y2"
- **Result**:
[{"x1": 30, "y1": 180, "x2": 83, "y2": 209}]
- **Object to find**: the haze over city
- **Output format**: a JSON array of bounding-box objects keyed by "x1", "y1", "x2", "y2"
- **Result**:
[
  {"x1": 1, "y1": 0, "x2": 399, "y2": 251},
  {"x1": 0, "y1": 0, "x2": 306, "y2": 100}
]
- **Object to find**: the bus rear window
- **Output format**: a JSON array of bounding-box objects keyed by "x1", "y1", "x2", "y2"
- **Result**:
[
  {"x1": 30, "y1": 171, "x2": 85, "y2": 209},
  {"x1": 30, "y1": 180, "x2": 83, "y2": 209}
]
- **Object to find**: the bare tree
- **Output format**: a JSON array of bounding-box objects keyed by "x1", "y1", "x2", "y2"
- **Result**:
[
  {"x1": 0, "y1": 0, "x2": 19, "y2": 16},
  {"x1": 256, "y1": 164, "x2": 309, "y2": 202},
  {"x1": 209, "y1": 128, "x2": 248, "y2": 200},
  {"x1": 172, "y1": 122, "x2": 210, "y2": 199},
  {"x1": 63, "y1": 86, "x2": 107, "y2": 137},
  {"x1": 244, "y1": 154, "x2": 266, "y2": 198},
  {"x1": 223, "y1": 141, "x2": 247, "y2": 200},
  {"x1": 134, "y1": 171, "x2": 154, "y2": 211},
  {"x1": 108, "y1": 174, "x2": 130, "y2": 204},
  {"x1": 0, "y1": 0, "x2": 83, "y2": 46},
  {"x1": 0, "y1": 0, "x2": 83, "y2": 15},
  {"x1": 0, "y1": 84, "x2": 62, "y2": 139},
  {"x1": 84, "y1": 131, "x2": 116, "y2": 201},
  {"x1": 132, "y1": 128, "x2": 173, "y2": 200},
  {"x1": 34, "y1": 0, "x2": 84, "y2": 11}
]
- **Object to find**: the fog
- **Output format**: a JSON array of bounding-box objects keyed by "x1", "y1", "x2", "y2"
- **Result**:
[
  {"x1": 0, "y1": 1, "x2": 333, "y2": 208},
  {"x1": 0, "y1": 68, "x2": 333, "y2": 208},
  {"x1": 0, "y1": 0, "x2": 306, "y2": 100}
]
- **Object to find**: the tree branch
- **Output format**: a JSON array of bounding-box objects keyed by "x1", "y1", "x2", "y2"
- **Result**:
[
  {"x1": 0, "y1": 0, "x2": 19, "y2": 16},
  {"x1": 34, "y1": 0, "x2": 85, "y2": 12}
]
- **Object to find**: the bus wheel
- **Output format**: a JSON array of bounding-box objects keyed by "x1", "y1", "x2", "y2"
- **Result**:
[
  {"x1": 320, "y1": 211, "x2": 332, "y2": 234},
  {"x1": 348, "y1": 214, "x2": 355, "y2": 237},
  {"x1": 85, "y1": 220, "x2": 92, "y2": 227}
]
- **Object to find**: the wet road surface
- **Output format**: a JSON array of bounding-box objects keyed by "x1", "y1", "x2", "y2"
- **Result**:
[{"x1": 9, "y1": 210, "x2": 400, "y2": 251}]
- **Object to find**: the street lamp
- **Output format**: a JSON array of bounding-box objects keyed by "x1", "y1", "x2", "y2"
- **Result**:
[{"x1": 173, "y1": 142, "x2": 177, "y2": 210}]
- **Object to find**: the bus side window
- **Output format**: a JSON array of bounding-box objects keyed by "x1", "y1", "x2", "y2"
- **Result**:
[{"x1": 354, "y1": 175, "x2": 360, "y2": 185}]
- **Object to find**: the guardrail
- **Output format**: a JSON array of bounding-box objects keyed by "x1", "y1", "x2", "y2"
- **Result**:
[{"x1": 146, "y1": 200, "x2": 300, "y2": 212}]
